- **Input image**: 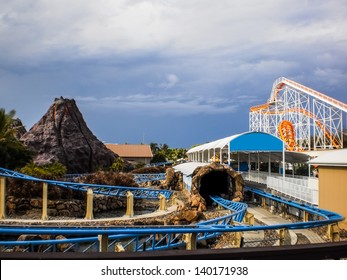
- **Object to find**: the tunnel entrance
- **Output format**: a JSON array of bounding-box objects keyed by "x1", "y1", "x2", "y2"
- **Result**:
[{"x1": 199, "y1": 171, "x2": 231, "y2": 206}]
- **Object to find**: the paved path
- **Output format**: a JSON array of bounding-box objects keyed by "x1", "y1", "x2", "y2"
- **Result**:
[
  {"x1": 0, "y1": 205, "x2": 178, "y2": 225},
  {"x1": 246, "y1": 205, "x2": 325, "y2": 245}
]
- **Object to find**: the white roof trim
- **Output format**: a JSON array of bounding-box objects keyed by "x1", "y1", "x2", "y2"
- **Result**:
[
  {"x1": 187, "y1": 134, "x2": 241, "y2": 154},
  {"x1": 173, "y1": 162, "x2": 210, "y2": 176},
  {"x1": 308, "y1": 149, "x2": 347, "y2": 166}
]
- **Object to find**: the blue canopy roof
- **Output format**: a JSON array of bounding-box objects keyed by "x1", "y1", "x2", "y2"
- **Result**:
[
  {"x1": 229, "y1": 131, "x2": 283, "y2": 152},
  {"x1": 187, "y1": 131, "x2": 284, "y2": 154}
]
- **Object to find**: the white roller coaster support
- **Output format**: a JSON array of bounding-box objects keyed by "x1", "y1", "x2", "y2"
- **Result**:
[
  {"x1": 270, "y1": 77, "x2": 347, "y2": 113},
  {"x1": 250, "y1": 77, "x2": 347, "y2": 151}
]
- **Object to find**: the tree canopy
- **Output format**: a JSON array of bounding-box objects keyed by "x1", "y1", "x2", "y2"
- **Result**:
[
  {"x1": 0, "y1": 108, "x2": 33, "y2": 169},
  {"x1": 149, "y1": 142, "x2": 187, "y2": 163}
]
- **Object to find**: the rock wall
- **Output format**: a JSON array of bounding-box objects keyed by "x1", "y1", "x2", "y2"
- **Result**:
[{"x1": 6, "y1": 195, "x2": 126, "y2": 218}]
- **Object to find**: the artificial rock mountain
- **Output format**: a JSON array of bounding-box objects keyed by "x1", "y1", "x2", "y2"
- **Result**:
[{"x1": 20, "y1": 97, "x2": 117, "y2": 173}]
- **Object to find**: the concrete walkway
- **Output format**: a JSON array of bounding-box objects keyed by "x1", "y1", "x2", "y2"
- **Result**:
[
  {"x1": 0, "y1": 205, "x2": 178, "y2": 225},
  {"x1": 246, "y1": 205, "x2": 325, "y2": 245}
]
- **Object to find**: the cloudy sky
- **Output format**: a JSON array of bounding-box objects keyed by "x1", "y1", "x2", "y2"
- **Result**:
[{"x1": 1, "y1": 0, "x2": 347, "y2": 148}]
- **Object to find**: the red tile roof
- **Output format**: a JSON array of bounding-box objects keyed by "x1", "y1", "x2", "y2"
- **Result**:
[{"x1": 105, "y1": 144, "x2": 153, "y2": 158}]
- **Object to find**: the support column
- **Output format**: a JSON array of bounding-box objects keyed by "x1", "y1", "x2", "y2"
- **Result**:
[
  {"x1": 280, "y1": 203, "x2": 287, "y2": 217},
  {"x1": 158, "y1": 194, "x2": 166, "y2": 211},
  {"x1": 248, "y1": 153, "x2": 251, "y2": 179},
  {"x1": 244, "y1": 211, "x2": 254, "y2": 226},
  {"x1": 237, "y1": 152, "x2": 240, "y2": 171},
  {"x1": 270, "y1": 200, "x2": 275, "y2": 213},
  {"x1": 234, "y1": 232, "x2": 243, "y2": 248},
  {"x1": 85, "y1": 188, "x2": 94, "y2": 219},
  {"x1": 261, "y1": 197, "x2": 266, "y2": 208},
  {"x1": 98, "y1": 235, "x2": 108, "y2": 252},
  {"x1": 184, "y1": 233, "x2": 197, "y2": 250},
  {"x1": 0, "y1": 176, "x2": 6, "y2": 219},
  {"x1": 279, "y1": 228, "x2": 289, "y2": 246},
  {"x1": 327, "y1": 223, "x2": 340, "y2": 242},
  {"x1": 303, "y1": 210, "x2": 309, "y2": 222},
  {"x1": 42, "y1": 182, "x2": 48, "y2": 221},
  {"x1": 282, "y1": 143, "x2": 286, "y2": 179},
  {"x1": 126, "y1": 191, "x2": 134, "y2": 217}
]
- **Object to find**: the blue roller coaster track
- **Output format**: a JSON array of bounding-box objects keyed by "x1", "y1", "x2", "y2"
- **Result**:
[
  {"x1": 0, "y1": 167, "x2": 344, "y2": 253},
  {"x1": 0, "y1": 167, "x2": 172, "y2": 199}
]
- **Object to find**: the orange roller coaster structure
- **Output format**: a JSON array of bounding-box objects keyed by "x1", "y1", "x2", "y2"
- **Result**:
[
  {"x1": 278, "y1": 120, "x2": 298, "y2": 151},
  {"x1": 249, "y1": 77, "x2": 347, "y2": 151}
]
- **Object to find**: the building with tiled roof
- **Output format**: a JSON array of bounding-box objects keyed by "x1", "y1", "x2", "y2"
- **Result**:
[{"x1": 105, "y1": 143, "x2": 153, "y2": 165}]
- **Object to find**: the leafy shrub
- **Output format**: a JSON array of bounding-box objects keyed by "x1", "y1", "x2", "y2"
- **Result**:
[
  {"x1": 111, "y1": 157, "x2": 126, "y2": 172},
  {"x1": 20, "y1": 162, "x2": 67, "y2": 180}
]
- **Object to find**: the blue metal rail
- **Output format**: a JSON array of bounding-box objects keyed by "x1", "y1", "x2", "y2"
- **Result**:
[
  {"x1": 133, "y1": 173, "x2": 166, "y2": 184},
  {"x1": 0, "y1": 167, "x2": 344, "y2": 253},
  {"x1": 0, "y1": 187, "x2": 343, "y2": 253},
  {"x1": 0, "y1": 195, "x2": 248, "y2": 252},
  {"x1": 0, "y1": 167, "x2": 172, "y2": 199}
]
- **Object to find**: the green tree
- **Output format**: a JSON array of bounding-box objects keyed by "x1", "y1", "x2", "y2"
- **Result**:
[
  {"x1": 149, "y1": 142, "x2": 187, "y2": 163},
  {"x1": 151, "y1": 151, "x2": 167, "y2": 163},
  {"x1": 0, "y1": 108, "x2": 33, "y2": 169},
  {"x1": 150, "y1": 142, "x2": 160, "y2": 154}
]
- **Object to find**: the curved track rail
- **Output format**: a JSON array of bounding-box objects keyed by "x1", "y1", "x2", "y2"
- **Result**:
[
  {"x1": 269, "y1": 77, "x2": 347, "y2": 113},
  {"x1": 133, "y1": 173, "x2": 166, "y2": 184},
  {"x1": 0, "y1": 168, "x2": 344, "y2": 253},
  {"x1": 0, "y1": 167, "x2": 172, "y2": 199}
]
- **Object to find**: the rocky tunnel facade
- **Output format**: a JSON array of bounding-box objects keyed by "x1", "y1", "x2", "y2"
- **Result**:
[{"x1": 190, "y1": 162, "x2": 244, "y2": 207}]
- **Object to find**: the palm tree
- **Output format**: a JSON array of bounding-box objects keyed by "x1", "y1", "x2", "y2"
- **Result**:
[
  {"x1": 0, "y1": 108, "x2": 17, "y2": 143},
  {"x1": 0, "y1": 108, "x2": 32, "y2": 169}
]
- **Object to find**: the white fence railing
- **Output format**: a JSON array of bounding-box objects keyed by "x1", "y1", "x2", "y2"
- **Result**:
[
  {"x1": 242, "y1": 171, "x2": 268, "y2": 185},
  {"x1": 242, "y1": 171, "x2": 319, "y2": 205}
]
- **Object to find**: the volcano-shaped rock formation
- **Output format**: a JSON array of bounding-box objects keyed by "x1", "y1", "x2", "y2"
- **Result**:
[{"x1": 21, "y1": 97, "x2": 117, "y2": 173}]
